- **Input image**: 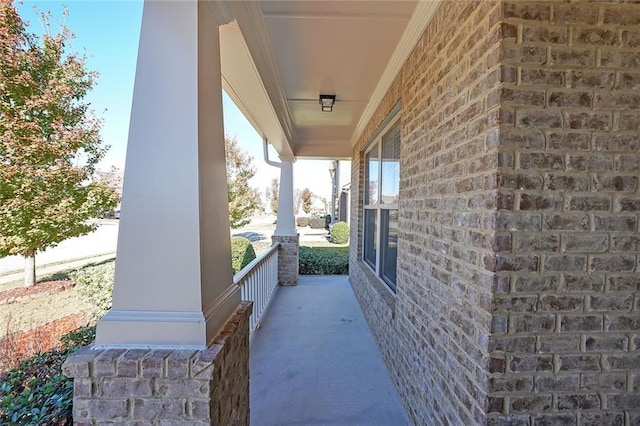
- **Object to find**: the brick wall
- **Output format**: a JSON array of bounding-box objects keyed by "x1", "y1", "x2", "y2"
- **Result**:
[
  {"x1": 350, "y1": 1, "x2": 640, "y2": 425},
  {"x1": 490, "y1": 2, "x2": 640, "y2": 424},
  {"x1": 350, "y1": 2, "x2": 504, "y2": 424},
  {"x1": 272, "y1": 235, "x2": 299, "y2": 286},
  {"x1": 63, "y1": 302, "x2": 251, "y2": 425}
]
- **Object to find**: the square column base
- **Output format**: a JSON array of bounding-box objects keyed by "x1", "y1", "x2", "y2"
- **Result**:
[
  {"x1": 62, "y1": 302, "x2": 252, "y2": 425},
  {"x1": 271, "y1": 234, "x2": 299, "y2": 286}
]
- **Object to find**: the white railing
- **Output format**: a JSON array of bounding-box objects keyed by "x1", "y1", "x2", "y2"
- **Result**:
[{"x1": 234, "y1": 242, "x2": 279, "y2": 337}]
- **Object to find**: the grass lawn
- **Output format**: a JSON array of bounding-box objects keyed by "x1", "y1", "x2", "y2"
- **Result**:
[{"x1": 0, "y1": 290, "x2": 91, "y2": 335}]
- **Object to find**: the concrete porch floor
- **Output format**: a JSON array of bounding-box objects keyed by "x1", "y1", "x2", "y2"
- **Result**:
[{"x1": 250, "y1": 275, "x2": 409, "y2": 426}]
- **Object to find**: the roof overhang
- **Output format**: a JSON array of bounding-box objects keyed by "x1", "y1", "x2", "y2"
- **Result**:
[{"x1": 215, "y1": 0, "x2": 442, "y2": 159}]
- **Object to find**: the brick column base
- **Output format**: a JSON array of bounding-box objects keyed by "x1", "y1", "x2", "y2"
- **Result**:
[
  {"x1": 271, "y1": 234, "x2": 299, "y2": 286},
  {"x1": 62, "y1": 302, "x2": 252, "y2": 425}
]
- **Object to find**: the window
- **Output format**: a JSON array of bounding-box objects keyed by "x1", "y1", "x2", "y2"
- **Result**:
[{"x1": 363, "y1": 117, "x2": 400, "y2": 291}]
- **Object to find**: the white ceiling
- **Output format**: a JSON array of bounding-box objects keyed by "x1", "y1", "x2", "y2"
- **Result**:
[{"x1": 218, "y1": 0, "x2": 427, "y2": 159}]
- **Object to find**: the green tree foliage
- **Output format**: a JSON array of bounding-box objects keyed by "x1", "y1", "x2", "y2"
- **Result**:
[
  {"x1": 268, "y1": 178, "x2": 279, "y2": 215},
  {"x1": 0, "y1": 2, "x2": 119, "y2": 286},
  {"x1": 225, "y1": 136, "x2": 261, "y2": 228},
  {"x1": 301, "y1": 187, "x2": 312, "y2": 214}
]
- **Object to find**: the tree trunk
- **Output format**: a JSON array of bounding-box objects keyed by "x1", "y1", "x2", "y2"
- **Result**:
[{"x1": 24, "y1": 252, "x2": 36, "y2": 287}]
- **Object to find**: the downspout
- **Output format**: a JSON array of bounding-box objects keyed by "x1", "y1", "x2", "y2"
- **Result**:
[{"x1": 263, "y1": 138, "x2": 281, "y2": 168}]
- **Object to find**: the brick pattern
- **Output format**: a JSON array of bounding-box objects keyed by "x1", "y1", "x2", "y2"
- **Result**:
[
  {"x1": 352, "y1": 1, "x2": 640, "y2": 425},
  {"x1": 272, "y1": 234, "x2": 299, "y2": 286},
  {"x1": 350, "y1": 2, "x2": 504, "y2": 424},
  {"x1": 62, "y1": 302, "x2": 251, "y2": 425},
  {"x1": 490, "y1": 2, "x2": 640, "y2": 424}
]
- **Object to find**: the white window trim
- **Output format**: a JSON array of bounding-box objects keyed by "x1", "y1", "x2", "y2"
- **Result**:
[{"x1": 362, "y1": 113, "x2": 400, "y2": 292}]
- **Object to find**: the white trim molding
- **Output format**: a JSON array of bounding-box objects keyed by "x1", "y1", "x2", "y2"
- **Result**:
[
  {"x1": 351, "y1": 0, "x2": 442, "y2": 146},
  {"x1": 228, "y1": 0, "x2": 297, "y2": 154}
]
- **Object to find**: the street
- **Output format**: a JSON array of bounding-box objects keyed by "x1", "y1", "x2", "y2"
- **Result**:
[
  {"x1": 0, "y1": 214, "x2": 330, "y2": 285},
  {"x1": 0, "y1": 220, "x2": 119, "y2": 276}
]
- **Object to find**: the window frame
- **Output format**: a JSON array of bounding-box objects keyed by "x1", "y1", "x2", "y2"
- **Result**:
[{"x1": 362, "y1": 113, "x2": 400, "y2": 292}]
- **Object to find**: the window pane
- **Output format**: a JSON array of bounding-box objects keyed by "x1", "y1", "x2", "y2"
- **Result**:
[
  {"x1": 381, "y1": 209, "x2": 398, "y2": 290},
  {"x1": 364, "y1": 209, "x2": 377, "y2": 268},
  {"x1": 365, "y1": 145, "x2": 379, "y2": 205},
  {"x1": 381, "y1": 121, "x2": 400, "y2": 204}
]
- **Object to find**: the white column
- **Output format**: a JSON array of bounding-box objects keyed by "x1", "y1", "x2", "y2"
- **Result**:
[
  {"x1": 95, "y1": 1, "x2": 239, "y2": 348},
  {"x1": 273, "y1": 157, "x2": 296, "y2": 236},
  {"x1": 331, "y1": 161, "x2": 338, "y2": 223}
]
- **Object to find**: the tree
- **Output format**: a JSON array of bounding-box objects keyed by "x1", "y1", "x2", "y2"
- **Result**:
[
  {"x1": 225, "y1": 135, "x2": 261, "y2": 228},
  {"x1": 301, "y1": 188, "x2": 313, "y2": 214},
  {"x1": 293, "y1": 188, "x2": 302, "y2": 215},
  {"x1": 0, "y1": 2, "x2": 119, "y2": 286},
  {"x1": 95, "y1": 165, "x2": 123, "y2": 192},
  {"x1": 267, "y1": 178, "x2": 279, "y2": 215}
]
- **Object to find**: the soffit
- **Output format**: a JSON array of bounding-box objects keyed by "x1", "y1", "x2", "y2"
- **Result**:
[{"x1": 218, "y1": 0, "x2": 439, "y2": 159}]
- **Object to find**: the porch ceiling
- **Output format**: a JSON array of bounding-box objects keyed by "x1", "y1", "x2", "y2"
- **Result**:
[{"x1": 217, "y1": 0, "x2": 440, "y2": 159}]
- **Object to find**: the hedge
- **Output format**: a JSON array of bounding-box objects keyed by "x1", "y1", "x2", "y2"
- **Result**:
[
  {"x1": 298, "y1": 246, "x2": 349, "y2": 275},
  {"x1": 231, "y1": 236, "x2": 257, "y2": 273},
  {"x1": 309, "y1": 217, "x2": 326, "y2": 229}
]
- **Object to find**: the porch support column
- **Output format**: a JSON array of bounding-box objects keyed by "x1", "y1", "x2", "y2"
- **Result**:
[
  {"x1": 96, "y1": 0, "x2": 238, "y2": 349},
  {"x1": 63, "y1": 2, "x2": 250, "y2": 424},
  {"x1": 272, "y1": 157, "x2": 299, "y2": 285}
]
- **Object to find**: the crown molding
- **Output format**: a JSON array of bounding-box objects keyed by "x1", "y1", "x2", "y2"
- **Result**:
[
  {"x1": 208, "y1": 0, "x2": 234, "y2": 26},
  {"x1": 351, "y1": 0, "x2": 442, "y2": 146}
]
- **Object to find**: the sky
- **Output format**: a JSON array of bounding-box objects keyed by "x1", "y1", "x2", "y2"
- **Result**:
[{"x1": 17, "y1": 0, "x2": 333, "y2": 201}]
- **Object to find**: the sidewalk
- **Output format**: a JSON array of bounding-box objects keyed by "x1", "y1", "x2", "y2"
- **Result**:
[{"x1": 231, "y1": 214, "x2": 333, "y2": 245}]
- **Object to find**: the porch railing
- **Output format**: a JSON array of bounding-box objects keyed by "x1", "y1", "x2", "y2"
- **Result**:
[{"x1": 233, "y1": 242, "x2": 279, "y2": 337}]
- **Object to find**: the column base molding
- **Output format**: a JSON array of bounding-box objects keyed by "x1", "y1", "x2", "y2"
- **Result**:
[{"x1": 95, "y1": 284, "x2": 240, "y2": 348}]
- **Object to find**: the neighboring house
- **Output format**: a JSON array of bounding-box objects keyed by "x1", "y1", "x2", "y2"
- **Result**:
[
  {"x1": 64, "y1": 2, "x2": 640, "y2": 425},
  {"x1": 329, "y1": 160, "x2": 352, "y2": 224}
]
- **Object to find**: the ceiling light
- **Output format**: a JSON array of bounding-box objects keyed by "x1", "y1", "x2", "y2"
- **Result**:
[{"x1": 319, "y1": 94, "x2": 336, "y2": 112}]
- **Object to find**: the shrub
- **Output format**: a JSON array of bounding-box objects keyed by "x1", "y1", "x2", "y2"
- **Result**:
[
  {"x1": 298, "y1": 246, "x2": 349, "y2": 275},
  {"x1": 0, "y1": 326, "x2": 95, "y2": 425},
  {"x1": 296, "y1": 216, "x2": 309, "y2": 227},
  {"x1": 309, "y1": 217, "x2": 326, "y2": 229},
  {"x1": 231, "y1": 237, "x2": 257, "y2": 273},
  {"x1": 69, "y1": 261, "x2": 115, "y2": 319},
  {"x1": 330, "y1": 221, "x2": 349, "y2": 244}
]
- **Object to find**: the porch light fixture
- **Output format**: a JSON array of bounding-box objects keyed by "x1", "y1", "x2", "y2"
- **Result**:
[{"x1": 319, "y1": 94, "x2": 336, "y2": 112}]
